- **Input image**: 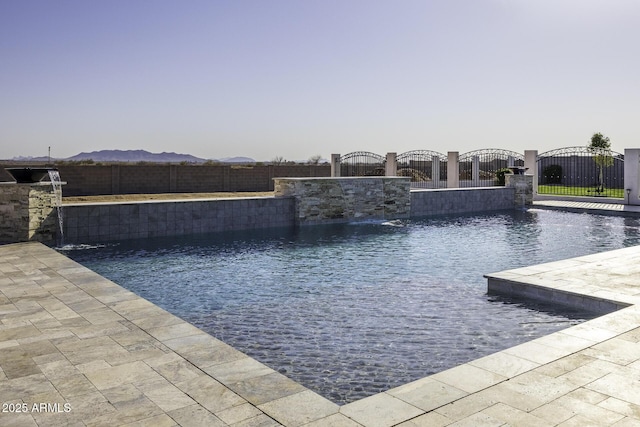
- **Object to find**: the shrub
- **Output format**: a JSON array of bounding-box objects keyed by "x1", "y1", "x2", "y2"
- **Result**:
[
  {"x1": 542, "y1": 164, "x2": 562, "y2": 184},
  {"x1": 495, "y1": 168, "x2": 512, "y2": 186}
]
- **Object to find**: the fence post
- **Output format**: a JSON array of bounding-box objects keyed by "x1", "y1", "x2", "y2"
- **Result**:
[
  {"x1": 385, "y1": 152, "x2": 397, "y2": 176},
  {"x1": 447, "y1": 151, "x2": 459, "y2": 188},
  {"x1": 472, "y1": 155, "x2": 480, "y2": 186},
  {"x1": 331, "y1": 154, "x2": 341, "y2": 177},
  {"x1": 525, "y1": 150, "x2": 538, "y2": 196},
  {"x1": 624, "y1": 149, "x2": 640, "y2": 205},
  {"x1": 432, "y1": 157, "x2": 440, "y2": 189}
]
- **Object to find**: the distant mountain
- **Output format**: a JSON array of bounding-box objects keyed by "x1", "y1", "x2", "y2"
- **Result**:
[
  {"x1": 218, "y1": 156, "x2": 256, "y2": 164},
  {"x1": 9, "y1": 149, "x2": 257, "y2": 164},
  {"x1": 9, "y1": 156, "x2": 51, "y2": 162},
  {"x1": 66, "y1": 149, "x2": 206, "y2": 163}
]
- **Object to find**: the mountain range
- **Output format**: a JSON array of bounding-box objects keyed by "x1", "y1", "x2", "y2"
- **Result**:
[{"x1": 11, "y1": 149, "x2": 256, "y2": 164}]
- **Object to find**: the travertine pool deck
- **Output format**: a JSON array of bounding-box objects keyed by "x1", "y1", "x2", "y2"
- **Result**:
[{"x1": 3, "y1": 239, "x2": 640, "y2": 426}]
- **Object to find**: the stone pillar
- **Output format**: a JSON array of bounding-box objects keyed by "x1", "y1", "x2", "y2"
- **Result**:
[
  {"x1": 331, "y1": 154, "x2": 341, "y2": 177},
  {"x1": 432, "y1": 157, "x2": 440, "y2": 189},
  {"x1": 624, "y1": 149, "x2": 640, "y2": 205},
  {"x1": 472, "y1": 155, "x2": 480, "y2": 186},
  {"x1": 524, "y1": 150, "x2": 538, "y2": 196},
  {"x1": 505, "y1": 173, "x2": 533, "y2": 208},
  {"x1": 447, "y1": 151, "x2": 459, "y2": 188},
  {"x1": 0, "y1": 182, "x2": 61, "y2": 243},
  {"x1": 385, "y1": 152, "x2": 397, "y2": 176}
]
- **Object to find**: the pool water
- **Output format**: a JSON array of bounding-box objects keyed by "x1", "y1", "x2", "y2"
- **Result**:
[{"x1": 63, "y1": 208, "x2": 640, "y2": 404}]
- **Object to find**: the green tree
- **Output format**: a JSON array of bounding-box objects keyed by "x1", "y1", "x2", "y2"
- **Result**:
[{"x1": 587, "y1": 132, "x2": 613, "y2": 194}]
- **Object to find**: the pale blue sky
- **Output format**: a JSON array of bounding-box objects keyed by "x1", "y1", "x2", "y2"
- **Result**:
[{"x1": 1, "y1": 0, "x2": 638, "y2": 161}]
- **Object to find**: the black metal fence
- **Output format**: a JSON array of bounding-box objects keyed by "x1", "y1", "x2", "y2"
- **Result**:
[
  {"x1": 537, "y1": 147, "x2": 624, "y2": 198},
  {"x1": 396, "y1": 150, "x2": 447, "y2": 188},
  {"x1": 458, "y1": 149, "x2": 524, "y2": 187},
  {"x1": 339, "y1": 151, "x2": 386, "y2": 177}
]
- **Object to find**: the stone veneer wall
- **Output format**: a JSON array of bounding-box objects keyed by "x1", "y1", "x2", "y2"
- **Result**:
[
  {"x1": 0, "y1": 183, "x2": 59, "y2": 243},
  {"x1": 62, "y1": 197, "x2": 295, "y2": 243},
  {"x1": 505, "y1": 174, "x2": 534, "y2": 208},
  {"x1": 274, "y1": 177, "x2": 411, "y2": 225},
  {"x1": 410, "y1": 186, "x2": 516, "y2": 217},
  {"x1": 1, "y1": 177, "x2": 531, "y2": 245}
]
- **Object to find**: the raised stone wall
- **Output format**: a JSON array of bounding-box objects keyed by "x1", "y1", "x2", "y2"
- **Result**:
[
  {"x1": 274, "y1": 177, "x2": 411, "y2": 225},
  {"x1": 505, "y1": 174, "x2": 533, "y2": 208},
  {"x1": 410, "y1": 186, "x2": 515, "y2": 217},
  {"x1": 0, "y1": 183, "x2": 59, "y2": 243}
]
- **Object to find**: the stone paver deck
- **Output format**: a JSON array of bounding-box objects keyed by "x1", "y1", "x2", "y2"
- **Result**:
[
  {"x1": 533, "y1": 199, "x2": 640, "y2": 215},
  {"x1": 3, "y1": 227, "x2": 640, "y2": 425}
]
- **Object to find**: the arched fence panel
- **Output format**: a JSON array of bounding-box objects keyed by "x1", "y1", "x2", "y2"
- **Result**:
[
  {"x1": 339, "y1": 151, "x2": 386, "y2": 177},
  {"x1": 458, "y1": 149, "x2": 524, "y2": 187},
  {"x1": 537, "y1": 146, "x2": 624, "y2": 198},
  {"x1": 396, "y1": 150, "x2": 448, "y2": 188}
]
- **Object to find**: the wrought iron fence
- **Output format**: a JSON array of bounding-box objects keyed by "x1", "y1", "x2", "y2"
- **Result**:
[
  {"x1": 339, "y1": 151, "x2": 385, "y2": 177},
  {"x1": 458, "y1": 149, "x2": 524, "y2": 187},
  {"x1": 396, "y1": 150, "x2": 447, "y2": 188},
  {"x1": 537, "y1": 146, "x2": 624, "y2": 198}
]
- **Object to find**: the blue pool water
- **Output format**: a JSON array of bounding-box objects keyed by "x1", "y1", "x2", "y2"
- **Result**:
[{"x1": 63, "y1": 208, "x2": 640, "y2": 404}]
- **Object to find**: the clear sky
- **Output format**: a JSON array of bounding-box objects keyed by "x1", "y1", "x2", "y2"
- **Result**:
[{"x1": 1, "y1": 0, "x2": 638, "y2": 161}]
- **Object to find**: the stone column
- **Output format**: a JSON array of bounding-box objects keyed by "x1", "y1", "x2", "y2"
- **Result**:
[
  {"x1": 447, "y1": 151, "x2": 459, "y2": 188},
  {"x1": 0, "y1": 182, "x2": 61, "y2": 243},
  {"x1": 331, "y1": 154, "x2": 341, "y2": 177},
  {"x1": 524, "y1": 150, "x2": 538, "y2": 196},
  {"x1": 472, "y1": 155, "x2": 480, "y2": 186},
  {"x1": 624, "y1": 149, "x2": 640, "y2": 205},
  {"x1": 385, "y1": 152, "x2": 397, "y2": 176},
  {"x1": 432, "y1": 157, "x2": 440, "y2": 189},
  {"x1": 505, "y1": 173, "x2": 533, "y2": 208}
]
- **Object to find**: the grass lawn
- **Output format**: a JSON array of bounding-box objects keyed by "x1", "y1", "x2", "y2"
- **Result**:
[{"x1": 538, "y1": 185, "x2": 624, "y2": 198}]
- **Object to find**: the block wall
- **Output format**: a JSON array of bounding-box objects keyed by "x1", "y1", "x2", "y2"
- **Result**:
[{"x1": 54, "y1": 164, "x2": 331, "y2": 196}]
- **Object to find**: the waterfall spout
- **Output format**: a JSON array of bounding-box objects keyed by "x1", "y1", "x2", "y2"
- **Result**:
[{"x1": 48, "y1": 169, "x2": 64, "y2": 245}]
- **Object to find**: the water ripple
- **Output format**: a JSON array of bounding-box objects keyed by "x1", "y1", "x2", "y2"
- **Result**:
[{"x1": 64, "y1": 209, "x2": 640, "y2": 404}]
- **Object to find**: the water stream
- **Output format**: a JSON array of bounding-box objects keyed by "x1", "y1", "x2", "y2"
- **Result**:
[{"x1": 48, "y1": 170, "x2": 64, "y2": 245}]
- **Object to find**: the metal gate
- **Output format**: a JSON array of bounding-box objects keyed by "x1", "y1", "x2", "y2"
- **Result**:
[
  {"x1": 396, "y1": 150, "x2": 447, "y2": 188},
  {"x1": 458, "y1": 149, "x2": 524, "y2": 187},
  {"x1": 537, "y1": 146, "x2": 624, "y2": 197},
  {"x1": 339, "y1": 151, "x2": 386, "y2": 177}
]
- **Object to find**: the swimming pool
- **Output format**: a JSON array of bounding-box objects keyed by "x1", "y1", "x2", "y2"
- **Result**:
[{"x1": 63, "y1": 208, "x2": 640, "y2": 404}]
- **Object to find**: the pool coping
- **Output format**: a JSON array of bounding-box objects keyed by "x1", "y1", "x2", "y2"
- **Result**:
[{"x1": 2, "y1": 239, "x2": 640, "y2": 425}]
